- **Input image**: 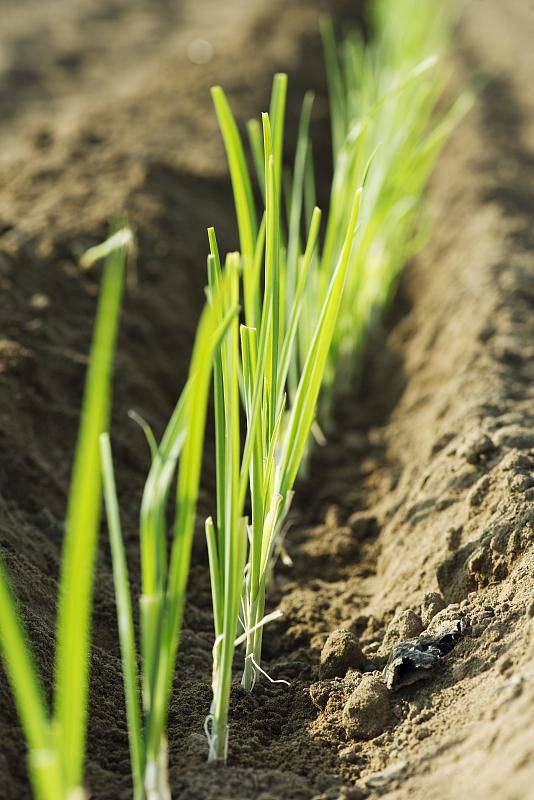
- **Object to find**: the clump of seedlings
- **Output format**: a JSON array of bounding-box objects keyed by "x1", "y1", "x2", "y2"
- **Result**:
[{"x1": 204, "y1": 0, "x2": 465, "y2": 763}]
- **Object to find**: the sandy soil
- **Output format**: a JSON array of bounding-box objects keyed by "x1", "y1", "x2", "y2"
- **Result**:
[{"x1": 0, "y1": 0, "x2": 532, "y2": 798}]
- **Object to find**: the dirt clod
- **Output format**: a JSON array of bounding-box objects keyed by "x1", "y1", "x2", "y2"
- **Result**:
[
  {"x1": 320, "y1": 629, "x2": 367, "y2": 679},
  {"x1": 383, "y1": 610, "x2": 424, "y2": 648},
  {"x1": 342, "y1": 674, "x2": 391, "y2": 740}
]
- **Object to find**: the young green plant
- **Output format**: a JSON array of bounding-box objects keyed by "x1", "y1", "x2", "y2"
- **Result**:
[
  {"x1": 204, "y1": 250, "x2": 248, "y2": 763},
  {"x1": 316, "y1": 0, "x2": 470, "y2": 405},
  {"x1": 0, "y1": 228, "x2": 128, "y2": 800},
  {"x1": 100, "y1": 274, "x2": 237, "y2": 798},
  {"x1": 206, "y1": 0, "x2": 464, "y2": 749},
  {"x1": 205, "y1": 78, "x2": 363, "y2": 760}
]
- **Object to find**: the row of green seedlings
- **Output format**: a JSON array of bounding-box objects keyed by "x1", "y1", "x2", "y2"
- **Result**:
[
  {"x1": 102, "y1": 0, "x2": 468, "y2": 780},
  {"x1": 100, "y1": 104, "x2": 361, "y2": 794},
  {"x1": 0, "y1": 0, "x2": 468, "y2": 797},
  {"x1": 203, "y1": 0, "x2": 469, "y2": 762}
]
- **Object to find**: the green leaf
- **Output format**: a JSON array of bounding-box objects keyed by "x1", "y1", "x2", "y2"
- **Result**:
[
  {"x1": 212, "y1": 86, "x2": 258, "y2": 327},
  {"x1": 55, "y1": 228, "x2": 126, "y2": 792},
  {"x1": 100, "y1": 434, "x2": 145, "y2": 799},
  {"x1": 280, "y1": 189, "x2": 362, "y2": 494}
]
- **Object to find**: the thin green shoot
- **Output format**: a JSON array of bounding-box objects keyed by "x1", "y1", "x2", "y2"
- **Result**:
[{"x1": 0, "y1": 228, "x2": 128, "y2": 799}]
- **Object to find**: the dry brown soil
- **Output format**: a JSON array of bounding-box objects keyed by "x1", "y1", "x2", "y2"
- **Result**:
[{"x1": 0, "y1": 0, "x2": 533, "y2": 798}]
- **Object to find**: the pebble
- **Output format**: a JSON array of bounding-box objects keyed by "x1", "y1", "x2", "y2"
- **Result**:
[
  {"x1": 343, "y1": 674, "x2": 391, "y2": 740},
  {"x1": 320, "y1": 630, "x2": 366, "y2": 679}
]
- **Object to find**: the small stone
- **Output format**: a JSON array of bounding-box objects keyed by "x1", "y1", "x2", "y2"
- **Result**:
[
  {"x1": 320, "y1": 630, "x2": 366, "y2": 679},
  {"x1": 343, "y1": 674, "x2": 391, "y2": 740},
  {"x1": 384, "y1": 609, "x2": 424, "y2": 647},
  {"x1": 420, "y1": 592, "x2": 446, "y2": 627},
  {"x1": 383, "y1": 641, "x2": 441, "y2": 690}
]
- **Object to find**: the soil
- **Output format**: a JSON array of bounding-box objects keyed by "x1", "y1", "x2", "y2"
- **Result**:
[{"x1": 0, "y1": 0, "x2": 533, "y2": 799}]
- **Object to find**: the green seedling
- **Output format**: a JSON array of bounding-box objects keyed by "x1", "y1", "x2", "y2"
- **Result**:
[{"x1": 0, "y1": 228, "x2": 128, "y2": 799}]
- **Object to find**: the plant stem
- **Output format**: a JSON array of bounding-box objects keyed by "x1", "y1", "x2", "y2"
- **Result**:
[
  {"x1": 208, "y1": 706, "x2": 229, "y2": 763},
  {"x1": 241, "y1": 585, "x2": 265, "y2": 692},
  {"x1": 144, "y1": 738, "x2": 171, "y2": 800}
]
